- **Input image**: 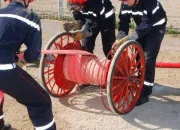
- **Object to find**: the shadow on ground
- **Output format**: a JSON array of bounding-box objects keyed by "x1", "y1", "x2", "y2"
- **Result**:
[
  {"x1": 59, "y1": 83, "x2": 180, "y2": 129},
  {"x1": 59, "y1": 85, "x2": 114, "y2": 116},
  {"x1": 122, "y1": 83, "x2": 180, "y2": 130}
]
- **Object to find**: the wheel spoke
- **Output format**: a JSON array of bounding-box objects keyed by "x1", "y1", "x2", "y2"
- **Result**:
[
  {"x1": 131, "y1": 67, "x2": 141, "y2": 75},
  {"x1": 53, "y1": 41, "x2": 59, "y2": 50},
  {"x1": 67, "y1": 35, "x2": 70, "y2": 44},
  {"x1": 133, "y1": 59, "x2": 141, "y2": 70},
  {"x1": 129, "y1": 81, "x2": 138, "y2": 91},
  {"x1": 50, "y1": 81, "x2": 56, "y2": 91},
  {"x1": 113, "y1": 86, "x2": 125, "y2": 103},
  {"x1": 46, "y1": 76, "x2": 54, "y2": 84},
  {"x1": 112, "y1": 80, "x2": 124, "y2": 92},
  {"x1": 131, "y1": 77, "x2": 141, "y2": 82},
  {"x1": 113, "y1": 76, "x2": 127, "y2": 80},
  {"x1": 116, "y1": 64, "x2": 125, "y2": 76},
  {"x1": 129, "y1": 85, "x2": 135, "y2": 99},
  {"x1": 44, "y1": 60, "x2": 54, "y2": 65},
  {"x1": 44, "y1": 68, "x2": 54, "y2": 75},
  {"x1": 130, "y1": 49, "x2": 139, "y2": 63},
  {"x1": 121, "y1": 52, "x2": 129, "y2": 75},
  {"x1": 121, "y1": 83, "x2": 129, "y2": 111},
  {"x1": 125, "y1": 86, "x2": 130, "y2": 107}
]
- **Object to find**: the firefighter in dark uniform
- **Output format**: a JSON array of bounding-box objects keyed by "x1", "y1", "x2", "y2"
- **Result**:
[
  {"x1": 112, "y1": 0, "x2": 167, "y2": 106},
  {"x1": 64, "y1": 0, "x2": 116, "y2": 57},
  {"x1": 0, "y1": 0, "x2": 56, "y2": 129}
]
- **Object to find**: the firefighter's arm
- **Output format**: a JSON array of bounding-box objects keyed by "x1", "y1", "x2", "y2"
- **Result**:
[
  {"x1": 117, "y1": 3, "x2": 132, "y2": 40},
  {"x1": 24, "y1": 16, "x2": 42, "y2": 63},
  {"x1": 135, "y1": 0, "x2": 157, "y2": 38}
]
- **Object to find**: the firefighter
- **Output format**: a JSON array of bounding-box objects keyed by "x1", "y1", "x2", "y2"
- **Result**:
[
  {"x1": 0, "y1": 0, "x2": 56, "y2": 129},
  {"x1": 64, "y1": 0, "x2": 116, "y2": 57},
  {"x1": 112, "y1": 0, "x2": 167, "y2": 106}
]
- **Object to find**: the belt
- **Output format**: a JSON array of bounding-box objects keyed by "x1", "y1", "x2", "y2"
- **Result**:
[{"x1": 0, "y1": 63, "x2": 16, "y2": 70}]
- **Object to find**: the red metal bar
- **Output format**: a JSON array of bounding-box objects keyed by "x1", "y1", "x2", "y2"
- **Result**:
[
  {"x1": 156, "y1": 62, "x2": 180, "y2": 68},
  {"x1": 41, "y1": 50, "x2": 93, "y2": 55}
]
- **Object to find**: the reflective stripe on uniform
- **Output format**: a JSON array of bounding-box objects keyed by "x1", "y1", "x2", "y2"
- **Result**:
[
  {"x1": 143, "y1": 10, "x2": 147, "y2": 15},
  {"x1": 132, "y1": 11, "x2": 143, "y2": 16},
  {"x1": 81, "y1": 11, "x2": 97, "y2": 17},
  {"x1": 0, "y1": 14, "x2": 40, "y2": 31},
  {"x1": 121, "y1": 10, "x2": 143, "y2": 16},
  {"x1": 153, "y1": 18, "x2": 166, "y2": 26},
  {"x1": 121, "y1": 10, "x2": 132, "y2": 15},
  {"x1": 0, "y1": 114, "x2": 4, "y2": 120},
  {"x1": 0, "y1": 63, "x2": 16, "y2": 70},
  {"x1": 101, "y1": 0, "x2": 104, "y2": 15},
  {"x1": 152, "y1": 4, "x2": 160, "y2": 14},
  {"x1": 100, "y1": 7, "x2": 105, "y2": 15},
  {"x1": 35, "y1": 118, "x2": 55, "y2": 130},
  {"x1": 105, "y1": 9, "x2": 114, "y2": 18},
  {"x1": 144, "y1": 81, "x2": 154, "y2": 86},
  {"x1": 144, "y1": 2, "x2": 160, "y2": 15}
]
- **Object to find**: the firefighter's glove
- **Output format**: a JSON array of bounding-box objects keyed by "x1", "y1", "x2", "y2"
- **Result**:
[
  {"x1": 63, "y1": 22, "x2": 82, "y2": 32},
  {"x1": 111, "y1": 33, "x2": 139, "y2": 56},
  {"x1": 111, "y1": 36, "x2": 129, "y2": 56},
  {"x1": 71, "y1": 31, "x2": 84, "y2": 41},
  {"x1": 117, "y1": 30, "x2": 126, "y2": 40},
  {"x1": 71, "y1": 27, "x2": 92, "y2": 41}
]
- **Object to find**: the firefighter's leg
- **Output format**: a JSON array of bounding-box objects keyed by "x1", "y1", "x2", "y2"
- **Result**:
[
  {"x1": 0, "y1": 66, "x2": 56, "y2": 130},
  {"x1": 101, "y1": 13, "x2": 116, "y2": 57},
  {"x1": 81, "y1": 31, "x2": 99, "y2": 53},
  {"x1": 136, "y1": 27, "x2": 166, "y2": 106}
]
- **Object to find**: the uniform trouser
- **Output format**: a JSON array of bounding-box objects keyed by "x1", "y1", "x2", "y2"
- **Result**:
[
  {"x1": 82, "y1": 14, "x2": 116, "y2": 57},
  {"x1": 137, "y1": 26, "x2": 166, "y2": 97},
  {"x1": 0, "y1": 65, "x2": 56, "y2": 130}
]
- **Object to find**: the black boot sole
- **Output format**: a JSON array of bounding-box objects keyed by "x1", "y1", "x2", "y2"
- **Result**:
[{"x1": 135, "y1": 97, "x2": 149, "y2": 106}]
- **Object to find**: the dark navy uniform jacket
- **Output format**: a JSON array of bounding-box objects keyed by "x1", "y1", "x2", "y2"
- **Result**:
[
  {"x1": 73, "y1": 0, "x2": 115, "y2": 33},
  {"x1": 118, "y1": 0, "x2": 167, "y2": 39},
  {"x1": 0, "y1": 2, "x2": 41, "y2": 64}
]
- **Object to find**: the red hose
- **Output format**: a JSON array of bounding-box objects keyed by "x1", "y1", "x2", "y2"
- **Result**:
[{"x1": 156, "y1": 62, "x2": 180, "y2": 68}]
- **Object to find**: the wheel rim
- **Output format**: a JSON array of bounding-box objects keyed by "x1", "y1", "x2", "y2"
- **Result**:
[
  {"x1": 107, "y1": 41, "x2": 145, "y2": 115},
  {"x1": 40, "y1": 33, "x2": 81, "y2": 97}
]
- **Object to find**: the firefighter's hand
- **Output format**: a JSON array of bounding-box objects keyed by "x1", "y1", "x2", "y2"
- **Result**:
[
  {"x1": 17, "y1": 52, "x2": 24, "y2": 61},
  {"x1": 63, "y1": 22, "x2": 82, "y2": 32},
  {"x1": 71, "y1": 31, "x2": 83, "y2": 41},
  {"x1": 111, "y1": 36, "x2": 129, "y2": 56}
]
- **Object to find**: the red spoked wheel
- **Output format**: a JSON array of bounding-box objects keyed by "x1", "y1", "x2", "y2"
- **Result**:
[
  {"x1": 107, "y1": 40, "x2": 145, "y2": 115},
  {"x1": 40, "y1": 32, "x2": 81, "y2": 97}
]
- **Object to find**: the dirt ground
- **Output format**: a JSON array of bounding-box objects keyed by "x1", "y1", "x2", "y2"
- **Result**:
[{"x1": 3, "y1": 19, "x2": 180, "y2": 130}]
